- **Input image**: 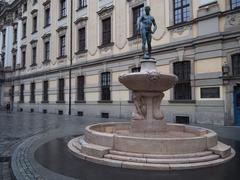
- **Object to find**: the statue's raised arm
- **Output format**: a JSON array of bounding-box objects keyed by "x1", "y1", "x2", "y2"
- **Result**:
[{"x1": 138, "y1": 6, "x2": 157, "y2": 59}]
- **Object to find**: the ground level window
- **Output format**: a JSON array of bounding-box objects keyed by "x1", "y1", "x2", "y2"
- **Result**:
[{"x1": 200, "y1": 87, "x2": 220, "y2": 99}]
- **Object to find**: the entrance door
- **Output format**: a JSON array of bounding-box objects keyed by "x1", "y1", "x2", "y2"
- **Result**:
[{"x1": 234, "y1": 86, "x2": 240, "y2": 125}]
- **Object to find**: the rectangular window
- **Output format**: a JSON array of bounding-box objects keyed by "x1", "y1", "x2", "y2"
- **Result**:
[
  {"x1": 22, "y1": 21, "x2": 27, "y2": 38},
  {"x1": 60, "y1": 0, "x2": 66, "y2": 18},
  {"x1": 59, "y1": 35, "x2": 66, "y2": 57},
  {"x1": 13, "y1": 55, "x2": 16, "y2": 71},
  {"x1": 78, "y1": 27, "x2": 86, "y2": 51},
  {"x1": 101, "y1": 72, "x2": 111, "y2": 101},
  {"x1": 58, "y1": 78, "x2": 65, "y2": 102},
  {"x1": 11, "y1": 86, "x2": 14, "y2": 103},
  {"x1": 43, "y1": 81, "x2": 49, "y2": 102},
  {"x1": 102, "y1": 18, "x2": 111, "y2": 45},
  {"x1": 77, "y1": 76, "x2": 85, "y2": 101},
  {"x1": 173, "y1": 61, "x2": 191, "y2": 100},
  {"x1": 44, "y1": 41, "x2": 50, "y2": 61},
  {"x1": 132, "y1": 5, "x2": 144, "y2": 36},
  {"x1": 32, "y1": 46, "x2": 37, "y2": 65},
  {"x1": 13, "y1": 28, "x2": 17, "y2": 43},
  {"x1": 20, "y1": 84, "x2": 24, "y2": 103},
  {"x1": 32, "y1": 16, "x2": 37, "y2": 33},
  {"x1": 44, "y1": 8, "x2": 50, "y2": 26},
  {"x1": 23, "y1": 2, "x2": 27, "y2": 12},
  {"x1": 173, "y1": 0, "x2": 190, "y2": 24},
  {"x1": 231, "y1": 0, "x2": 240, "y2": 9},
  {"x1": 200, "y1": 87, "x2": 220, "y2": 99},
  {"x1": 79, "y1": 0, "x2": 87, "y2": 9},
  {"x1": 2, "y1": 31, "x2": 6, "y2": 47},
  {"x1": 21, "y1": 50, "x2": 26, "y2": 68},
  {"x1": 232, "y1": 54, "x2": 240, "y2": 76},
  {"x1": 30, "y1": 82, "x2": 35, "y2": 103}
]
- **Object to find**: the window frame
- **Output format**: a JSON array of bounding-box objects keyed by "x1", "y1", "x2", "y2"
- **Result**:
[
  {"x1": 102, "y1": 17, "x2": 111, "y2": 45},
  {"x1": 42, "y1": 80, "x2": 49, "y2": 103},
  {"x1": 79, "y1": 0, "x2": 87, "y2": 9},
  {"x1": 77, "y1": 75, "x2": 85, "y2": 101},
  {"x1": 173, "y1": 61, "x2": 192, "y2": 100},
  {"x1": 173, "y1": 0, "x2": 190, "y2": 25},
  {"x1": 101, "y1": 72, "x2": 111, "y2": 101},
  {"x1": 78, "y1": 27, "x2": 86, "y2": 51},
  {"x1": 59, "y1": 0, "x2": 67, "y2": 18},
  {"x1": 30, "y1": 82, "x2": 35, "y2": 103},
  {"x1": 59, "y1": 35, "x2": 66, "y2": 57},
  {"x1": 230, "y1": 0, "x2": 240, "y2": 9},
  {"x1": 132, "y1": 4, "x2": 144, "y2": 37}
]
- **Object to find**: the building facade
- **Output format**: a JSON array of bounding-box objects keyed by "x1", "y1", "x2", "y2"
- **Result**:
[{"x1": 0, "y1": 0, "x2": 240, "y2": 126}]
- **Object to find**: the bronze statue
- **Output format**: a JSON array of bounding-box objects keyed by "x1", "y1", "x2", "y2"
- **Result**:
[{"x1": 137, "y1": 6, "x2": 157, "y2": 59}]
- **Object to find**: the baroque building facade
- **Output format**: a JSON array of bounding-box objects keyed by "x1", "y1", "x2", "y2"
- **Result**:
[{"x1": 0, "y1": 0, "x2": 240, "y2": 126}]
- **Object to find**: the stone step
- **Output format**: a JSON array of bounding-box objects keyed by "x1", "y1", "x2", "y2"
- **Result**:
[
  {"x1": 209, "y1": 141, "x2": 231, "y2": 158},
  {"x1": 79, "y1": 138, "x2": 110, "y2": 158},
  {"x1": 104, "y1": 154, "x2": 220, "y2": 164},
  {"x1": 109, "y1": 150, "x2": 213, "y2": 159}
]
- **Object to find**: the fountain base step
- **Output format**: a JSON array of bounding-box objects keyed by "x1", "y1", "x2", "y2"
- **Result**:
[{"x1": 68, "y1": 137, "x2": 235, "y2": 171}]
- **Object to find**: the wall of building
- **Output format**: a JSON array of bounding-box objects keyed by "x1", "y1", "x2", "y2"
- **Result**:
[{"x1": 0, "y1": 0, "x2": 239, "y2": 126}]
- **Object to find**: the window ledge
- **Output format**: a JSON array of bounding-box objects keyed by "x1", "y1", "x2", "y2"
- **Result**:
[
  {"x1": 58, "y1": 15, "x2": 67, "y2": 21},
  {"x1": 76, "y1": 5, "x2": 87, "y2": 12},
  {"x1": 98, "y1": 42, "x2": 114, "y2": 49},
  {"x1": 57, "y1": 55, "x2": 67, "y2": 60},
  {"x1": 167, "y1": 21, "x2": 194, "y2": 31},
  {"x1": 44, "y1": 24, "x2": 51, "y2": 29},
  {"x1": 42, "y1": 59, "x2": 51, "y2": 64},
  {"x1": 168, "y1": 100, "x2": 196, "y2": 104},
  {"x1": 75, "y1": 49, "x2": 88, "y2": 55},
  {"x1": 30, "y1": 63, "x2": 37, "y2": 67},
  {"x1": 98, "y1": 100, "x2": 113, "y2": 104},
  {"x1": 127, "y1": 35, "x2": 139, "y2": 41},
  {"x1": 29, "y1": 101, "x2": 36, "y2": 104},
  {"x1": 75, "y1": 100, "x2": 86, "y2": 104},
  {"x1": 41, "y1": 101, "x2": 49, "y2": 104},
  {"x1": 56, "y1": 101, "x2": 65, "y2": 104},
  {"x1": 199, "y1": 1, "x2": 218, "y2": 9},
  {"x1": 31, "y1": 31, "x2": 38, "y2": 35}
]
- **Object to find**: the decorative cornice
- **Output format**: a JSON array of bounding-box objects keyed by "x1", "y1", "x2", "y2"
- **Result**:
[
  {"x1": 43, "y1": 0, "x2": 51, "y2": 6},
  {"x1": 74, "y1": 17, "x2": 88, "y2": 24},
  {"x1": 30, "y1": 39, "x2": 38, "y2": 44},
  {"x1": 31, "y1": 9, "x2": 38, "y2": 15},
  {"x1": 97, "y1": 5, "x2": 114, "y2": 16},
  {"x1": 56, "y1": 26, "x2": 67, "y2": 32},
  {"x1": 41, "y1": 33, "x2": 51, "y2": 39},
  {"x1": 20, "y1": 44, "x2": 27, "y2": 49}
]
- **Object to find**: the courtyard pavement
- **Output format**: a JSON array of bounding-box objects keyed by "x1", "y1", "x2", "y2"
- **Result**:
[{"x1": 0, "y1": 111, "x2": 240, "y2": 180}]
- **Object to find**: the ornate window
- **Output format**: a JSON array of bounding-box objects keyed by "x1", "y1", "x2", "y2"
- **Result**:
[
  {"x1": 32, "y1": 46, "x2": 37, "y2": 66},
  {"x1": 132, "y1": 4, "x2": 144, "y2": 36},
  {"x1": 101, "y1": 72, "x2": 111, "y2": 101},
  {"x1": 30, "y1": 82, "x2": 35, "y2": 103},
  {"x1": 59, "y1": 35, "x2": 66, "y2": 57},
  {"x1": 44, "y1": 7, "x2": 50, "y2": 27},
  {"x1": 232, "y1": 53, "x2": 240, "y2": 76},
  {"x1": 58, "y1": 78, "x2": 65, "y2": 102},
  {"x1": 44, "y1": 41, "x2": 50, "y2": 61},
  {"x1": 231, "y1": 0, "x2": 240, "y2": 9},
  {"x1": 60, "y1": 0, "x2": 66, "y2": 18},
  {"x1": 102, "y1": 17, "x2": 111, "y2": 45},
  {"x1": 22, "y1": 20, "x2": 27, "y2": 38},
  {"x1": 21, "y1": 49, "x2": 26, "y2": 68},
  {"x1": 32, "y1": 15, "x2": 37, "y2": 33},
  {"x1": 173, "y1": 0, "x2": 190, "y2": 24},
  {"x1": 78, "y1": 27, "x2": 86, "y2": 51},
  {"x1": 79, "y1": 0, "x2": 87, "y2": 9},
  {"x1": 77, "y1": 76, "x2": 85, "y2": 101},
  {"x1": 43, "y1": 81, "x2": 49, "y2": 102},
  {"x1": 173, "y1": 61, "x2": 191, "y2": 100},
  {"x1": 20, "y1": 84, "x2": 24, "y2": 103}
]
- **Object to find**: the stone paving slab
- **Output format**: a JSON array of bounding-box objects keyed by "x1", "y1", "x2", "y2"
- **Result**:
[{"x1": 0, "y1": 111, "x2": 240, "y2": 179}]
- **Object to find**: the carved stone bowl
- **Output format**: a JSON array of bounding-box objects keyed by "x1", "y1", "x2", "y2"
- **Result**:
[{"x1": 119, "y1": 72, "x2": 178, "y2": 92}]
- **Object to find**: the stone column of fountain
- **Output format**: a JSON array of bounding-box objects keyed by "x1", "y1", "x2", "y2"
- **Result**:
[{"x1": 119, "y1": 59, "x2": 177, "y2": 133}]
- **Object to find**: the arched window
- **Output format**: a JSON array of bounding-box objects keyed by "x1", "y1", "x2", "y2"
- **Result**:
[{"x1": 173, "y1": 61, "x2": 191, "y2": 100}]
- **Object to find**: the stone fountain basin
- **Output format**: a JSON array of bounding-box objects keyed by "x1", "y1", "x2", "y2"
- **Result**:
[
  {"x1": 84, "y1": 122, "x2": 217, "y2": 155},
  {"x1": 119, "y1": 73, "x2": 178, "y2": 92}
]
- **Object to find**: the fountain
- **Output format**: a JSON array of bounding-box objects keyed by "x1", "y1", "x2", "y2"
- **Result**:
[
  {"x1": 68, "y1": 58, "x2": 235, "y2": 170},
  {"x1": 68, "y1": 6, "x2": 235, "y2": 170}
]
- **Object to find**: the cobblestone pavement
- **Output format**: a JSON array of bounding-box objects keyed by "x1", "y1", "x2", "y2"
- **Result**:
[
  {"x1": 1, "y1": 111, "x2": 240, "y2": 180},
  {"x1": 0, "y1": 111, "x2": 124, "y2": 180}
]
